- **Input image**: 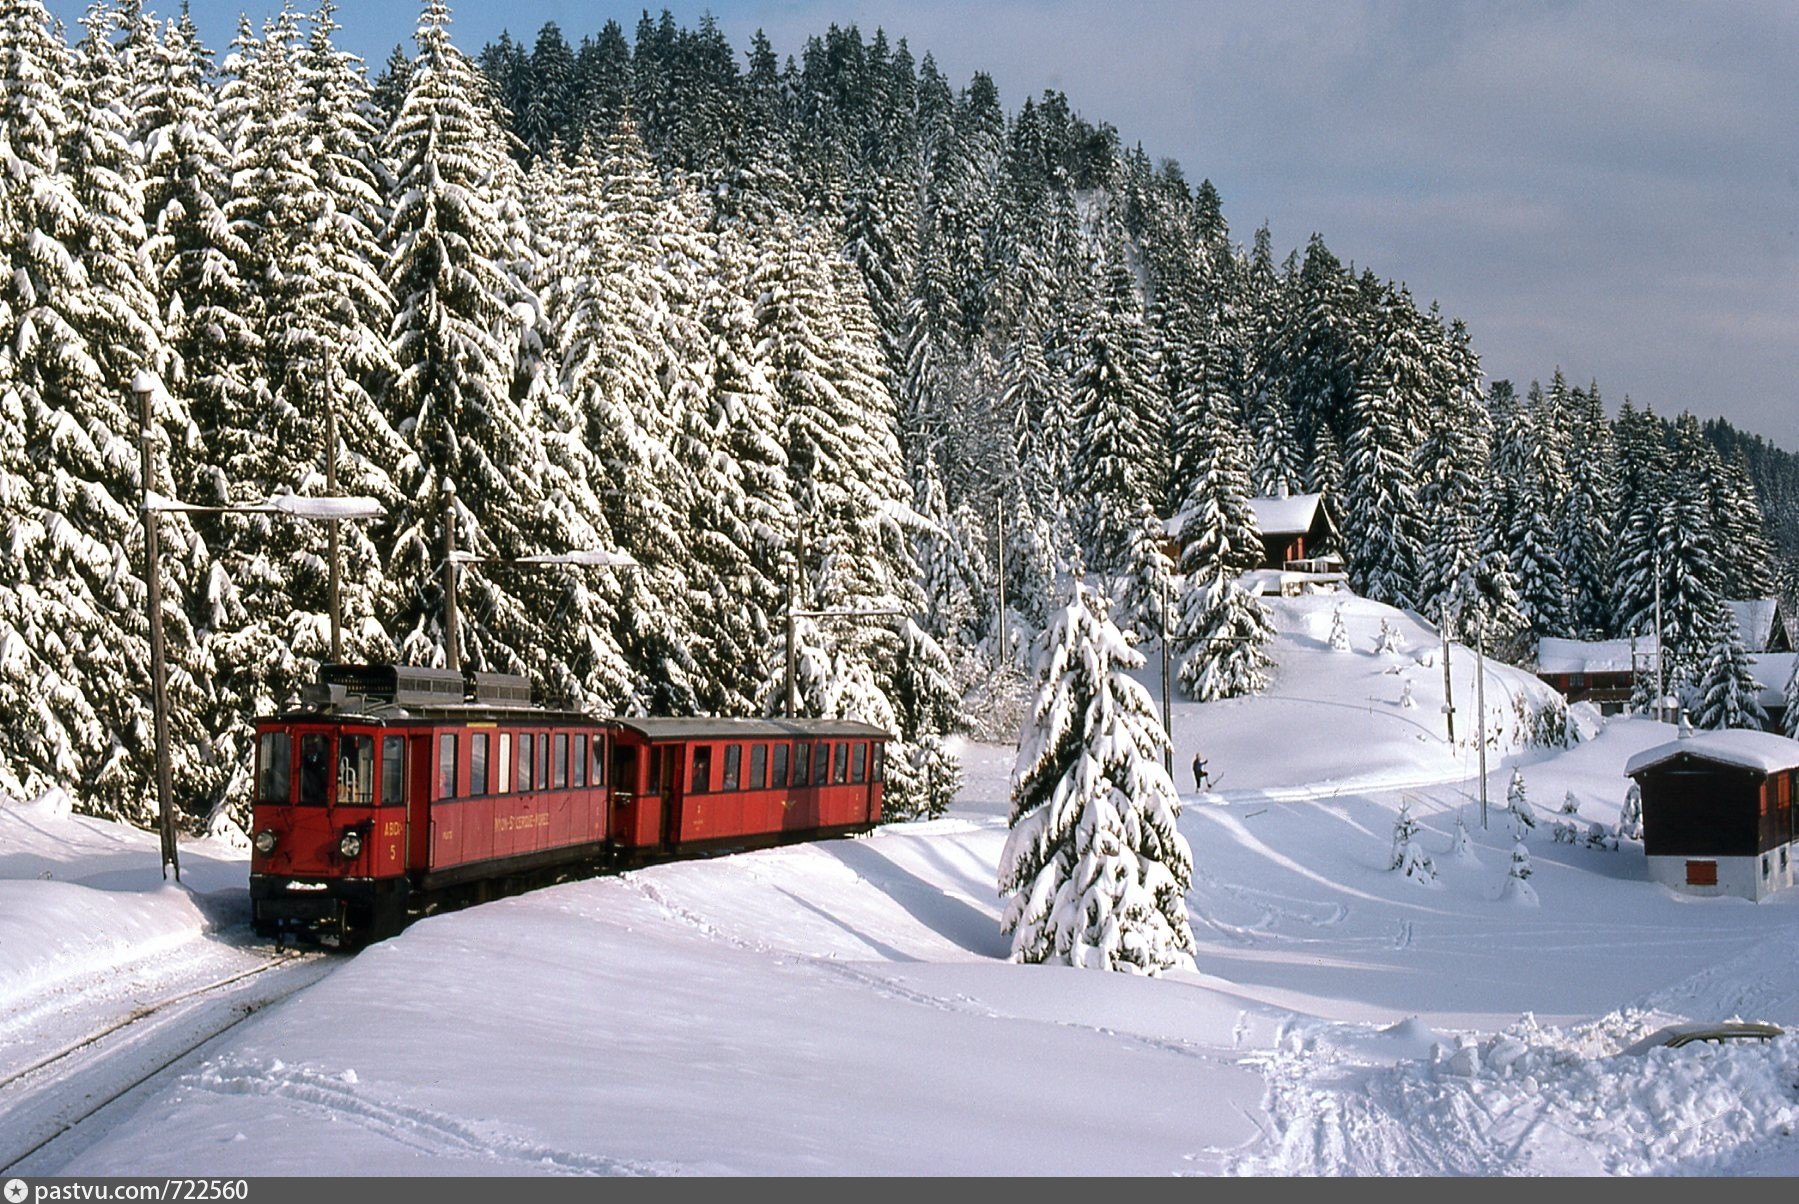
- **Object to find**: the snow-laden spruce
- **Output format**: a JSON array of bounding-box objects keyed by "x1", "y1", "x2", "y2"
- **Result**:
[{"x1": 998, "y1": 580, "x2": 1196, "y2": 975}]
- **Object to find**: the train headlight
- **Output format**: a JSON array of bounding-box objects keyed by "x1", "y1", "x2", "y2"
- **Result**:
[
  {"x1": 339, "y1": 829, "x2": 363, "y2": 859},
  {"x1": 254, "y1": 829, "x2": 277, "y2": 855}
]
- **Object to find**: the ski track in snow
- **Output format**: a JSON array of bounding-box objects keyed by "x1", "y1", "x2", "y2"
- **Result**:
[{"x1": 188, "y1": 1058, "x2": 679, "y2": 1176}]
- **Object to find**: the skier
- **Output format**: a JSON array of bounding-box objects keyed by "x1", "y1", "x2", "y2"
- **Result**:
[{"x1": 1192, "y1": 752, "x2": 1210, "y2": 791}]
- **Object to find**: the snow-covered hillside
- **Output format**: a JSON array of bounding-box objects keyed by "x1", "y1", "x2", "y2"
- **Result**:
[{"x1": 6, "y1": 592, "x2": 1799, "y2": 1177}]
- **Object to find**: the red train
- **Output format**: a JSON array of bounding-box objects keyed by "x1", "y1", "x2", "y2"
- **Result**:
[{"x1": 249, "y1": 664, "x2": 889, "y2": 946}]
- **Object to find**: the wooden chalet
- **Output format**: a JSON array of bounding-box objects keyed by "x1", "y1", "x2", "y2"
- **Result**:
[
  {"x1": 1162, "y1": 488, "x2": 1345, "y2": 594},
  {"x1": 1625, "y1": 729, "x2": 1799, "y2": 900},
  {"x1": 1534, "y1": 635, "x2": 1657, "y2": 715}
]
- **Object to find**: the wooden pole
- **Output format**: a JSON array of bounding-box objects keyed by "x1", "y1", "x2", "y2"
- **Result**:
[
  {"x1": 325, "y1": 360, "x2": 343, "y2": 664},
  {"x1": 135, "y1": 372, "x2": 178, "y2": 881},
  {"x1": 1440, "y1": 602, "x2": 1456, "y2": 744},
  {"x1": 1475, "y1": 611, "x2": 1488, "y2": 830},
  {"x1": 442, "y1": 478, "x2": 460, "y2": 674}
]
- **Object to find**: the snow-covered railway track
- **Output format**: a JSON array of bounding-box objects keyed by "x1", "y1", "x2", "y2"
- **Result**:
[{"x1": 0, "y1": 950, "x2": 335, "y2": 1175}]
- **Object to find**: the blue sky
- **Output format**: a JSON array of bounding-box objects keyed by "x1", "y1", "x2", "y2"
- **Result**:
[{"x1": 48, "y1": 0, "x2": 1799, "y2": 449}]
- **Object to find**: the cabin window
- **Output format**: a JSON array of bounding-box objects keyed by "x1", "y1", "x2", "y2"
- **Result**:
[
  {"x1": 497, "y1": 733, "x2": 514, "y2": 793},
  {"x1": 813, "y1": 742, "x2": 832, "y2": 785},
  {"x1": 436, "y1": 733, "x2": 457, "y2": 799},
  {"x1": 381, "y1": 736, "x2": 405, "y2": 806},
  {"x1": 792, "y1": 742, "x2": 810, "y2": 787},
  {"x1": 299, "y1": 733, "x2": 331, "y2": 805},
  {"x1": 871, "y1": 743, "x2": 885, "y2": 783},
  {"x1": 572, "y1": 734, "x2": 587, "y2": 788},
  {"x1": 518, "y1": 732, "x2": 535, "y2": 792},
  {"x1": 338, "y1": 734, "x2": 376, "y2": 806},
  {"x1": 553, "y1": 733, "x2": 569, "y2": 789},
  {"x1": 257, "y1": 732, "x2": 291, "y2": 805},
  {"x1": 722, "y1": 745, "x2": 742, "y2": 791},
  {"x1": 1686, "y1": 860, "x2": 1719, "y2": 886},
  {"x1": 852, "y1": 743, "x2": 867, "y2": 784},
  {"x1": 750, "y1": 744, "x2": 768, "y2": 789},
  {"x1": 1782, "y1": 774, "x2": 1793, "y2": 807},
  {"x1": 690, "y1": 746, "x2": 712, "y2": 793},
  {"x1": 771, "y1": 744, "x2": 790, "y2": 788},
  {"x1": 470, "y1": 733, "x2": 490, "y2": 796},
  {"x1": 1763, "y1": 855, "x2": 1772, "y2": 878}
]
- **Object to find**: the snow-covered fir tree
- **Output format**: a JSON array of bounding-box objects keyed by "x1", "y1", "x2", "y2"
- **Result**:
[
  {"x1": 1501, "y1": 842, "x2": 1538, "y2": 906},
  {"x1": 1507, "y1": 768, "x2": 1537, "y2": 840},
  {"x1": 1693, "y1": 603, "x2": 1766, "y2": 731},
  {"x1": 998, "y1": 579, "x2": 1197, "y2": 974}
]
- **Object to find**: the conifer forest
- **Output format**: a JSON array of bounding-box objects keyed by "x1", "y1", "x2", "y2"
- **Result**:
[{"x1": 1, "y1": 0, "x2": 1791, "y2": 832}]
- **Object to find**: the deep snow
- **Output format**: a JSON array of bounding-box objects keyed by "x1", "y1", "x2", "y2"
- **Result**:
[{"x1": 5, "y1": 592, "x2": 1799, "y2": 1176}]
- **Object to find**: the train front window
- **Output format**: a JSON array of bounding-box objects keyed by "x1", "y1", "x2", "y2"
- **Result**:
[
  {"x1": 381, "y1": 736, "x2": 405, "y2": 806},
  {"x1": 750, "y1": 744, "x2": 767, "y2": 789},
  {"x1": 471, "y1": 733, "x2": 490, "y2": 795},
  {"x1": 690, "y1": 746, "x2": 712, "y2": 793},
  {"x1": 771, "y1": 744, "x2": 789, "y2": 788},
  {"x1": 722, "y1": 745, "x2": 741, "y2": 791},
  {"x1": 257, "y1": 731, "x2": 291, "y2": 805},
  {"x1": 437, "y1": 733, "x2": 458, "y2": 798},
  {"x1": 299, "y1": 733, "x2": 330, "y2": 805},
  {"x1": 339, "y1": 734, "x2": 376, "y2": 805}
]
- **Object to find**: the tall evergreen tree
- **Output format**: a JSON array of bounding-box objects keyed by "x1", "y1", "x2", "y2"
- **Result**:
[{"x1": 999, "y1": 579, "x2": 1196, "y2": 974}]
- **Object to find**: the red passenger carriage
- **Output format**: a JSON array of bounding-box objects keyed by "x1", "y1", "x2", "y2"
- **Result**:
[{"x1": 249, "y1": 664, "x2": 889, "y2": 946}]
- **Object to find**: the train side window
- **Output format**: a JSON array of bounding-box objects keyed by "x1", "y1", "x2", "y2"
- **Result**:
[
  {"x1": 832, "y1": 742, "x2": 848, "y2": 784},
  {"x1": 299, "y1": 733, "x2": 331, "y2": 805},
  {"x1": 593, "y1": 736, "x2": 607, "y2": 787},
  {"x1": 871, "y1": 743, "x2": 884, "y2": 783},
  {"x1": 792, "y1": 742, "x2": 809, "y2": 786},
  {"x1": 690, "y1": 746, "x2": 712, "y2": 793},
  {"x1": 497, "y1": 733, "x2": 514, "y2": 793},
  {"x1": 750, "y1": 744, "x2": 767, "y2": 789},
  {"x1": 470, "y1": 733, "x2": 490, "y2": 796},
  {"x1": 553, "y1": 733, "x2": 569, "y2": 789},
  {"x1": 538, "y1": 731, "x2": 550, "y2": 790},
  {"x1": 338, "y1": 734, "x2": 375, "y2": 805},
  {"x1": 381, "y1": 736, "x2": 405, "y2": 806},
  {"x1": 257, "y1": 731, "x2": 292, "y2": 804},
  {"x1": 518, "y1": 732, "x2": 535, "y2": 792},
  {"x1": 852, "y1": 742, "x2": 867, "y2": 784},
  {"x1": 722, "y1": 744, "x2": 741, "y2": 791},
  {"x1": 572, "y1": 734, "x2": 587, "y2": 788},
  {"x1": 813, "y1": 742, "x2": 832, "y2": 786},
  {"x1": 647, "y1": 746, "x2": 662, "y2": 793},
  {"x1": 436, "y1": 733, "x2": 458, "y2": 799},
  {"x1": 771, "y1": 744, "x2": 790, "y2": 788}
]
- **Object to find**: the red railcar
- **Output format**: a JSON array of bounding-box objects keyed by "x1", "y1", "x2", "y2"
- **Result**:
[{"x1": 249, "y1": 665, "x2": 889, "y2": 946}]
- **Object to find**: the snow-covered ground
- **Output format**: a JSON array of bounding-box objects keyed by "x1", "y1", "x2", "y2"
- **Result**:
[{"x1": 6, "y1": 592, "x2": 1799, "y2": 1176}]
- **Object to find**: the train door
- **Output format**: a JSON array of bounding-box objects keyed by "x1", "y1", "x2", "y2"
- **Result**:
[
  {"x1": 406, "y1": 732, "x2": 433, "y2": 871},
  {"x1": 658, "y1": 744, "x2": 682, "y2": 850}
]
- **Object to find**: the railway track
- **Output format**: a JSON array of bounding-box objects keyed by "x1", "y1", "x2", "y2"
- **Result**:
[{"x1": 0, "y1": 949, "x2": 336, "y2": 1175}]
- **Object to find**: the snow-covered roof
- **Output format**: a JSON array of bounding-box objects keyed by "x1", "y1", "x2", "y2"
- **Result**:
[
  {"x1": 1728, "y1": 598, "x2": 1784, "y2": 653},
  {"x1": 1161, "y1": 492, "x2": 1328, "y2": 540},
  {"x1": 1247, "y1": 492, "x2": 1325, "y2": 537},
  {"x1": 1536, "y1": 636, "x2": 1657, "y2": 675},
  {"x1": 1750, "y1": 652, "x2": 1797, "y2": 709},
  {"x1": 1624, "y1": 729, "x2": 1799, "y2": 777},
  {"x1": 1238, "y1": 567, "x2": 1348, "y2": 597}
]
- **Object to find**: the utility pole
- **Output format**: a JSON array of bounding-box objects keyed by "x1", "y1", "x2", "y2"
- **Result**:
[
  {"x1": 785, "y1": 567, "x2": 799, "y2": 719},
  {"x1": 1159, "y1": 572, "x2": 1172, "y2": 776},
  {"x1": 994, "y1": 498, "x2": 1007, "y2": 667},
  {"x1": 1475, "y1": 610, "x2": 1488, "y2": 829},
  {"x1": 324, "y1": 360, "x2": 343, "y2": 664},
  {"x1": 442, "y1": 479, "x2": 460, "y2": 674},
  {"x1": 1440, "y1": 603, "x2": 1455, "y2": 744},
  {"x1": 1653, "y1": 547, "x2": 1665, "y2": 722},
  {"x1": 135, "y1": 371, "x2": 178, "y2": 882}
]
